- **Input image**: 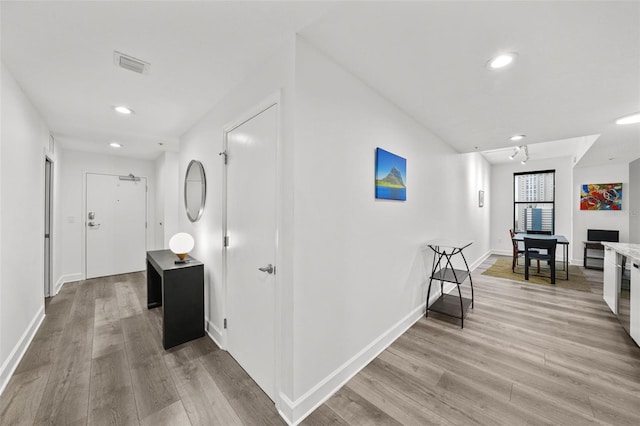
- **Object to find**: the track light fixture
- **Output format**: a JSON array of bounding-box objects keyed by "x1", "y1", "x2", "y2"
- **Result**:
[
  {"x1": 509, "y1": 146, "x2": 521, "y2": 160},
  {"x1": 508, "y1": 145, "x2": 529, "y2": 164},
  {"x1": 520, "y1": 145, "x2": 529, "y2": 164}
]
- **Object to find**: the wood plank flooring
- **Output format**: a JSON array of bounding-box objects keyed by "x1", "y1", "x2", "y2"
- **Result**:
[{"x1": 1, "y1": 255, "x2": 639, "y2": 425}]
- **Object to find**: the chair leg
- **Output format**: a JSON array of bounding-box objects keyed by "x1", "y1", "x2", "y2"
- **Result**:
[
  {"x1": 550, "y1": 260, "x2": 556, "y2": 284},
  {"x1": 536, "y1": 260, "x2": 540, "y2": 273},
  {"x1": 524, "y1": 256, "x2": 529, "y2": 280}
]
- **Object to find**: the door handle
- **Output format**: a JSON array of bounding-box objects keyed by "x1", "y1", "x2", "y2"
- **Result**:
[
  {"x1": 88, "y1": 222, "x2": 101, "y2": 228},
  {"x1": 258, "y1": 264, "x2": 275, "y2": 274}
]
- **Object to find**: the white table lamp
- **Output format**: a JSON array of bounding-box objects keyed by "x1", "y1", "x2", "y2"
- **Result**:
[{"x1": 169, "y1": 232, "x2": 195, "y2": 264}]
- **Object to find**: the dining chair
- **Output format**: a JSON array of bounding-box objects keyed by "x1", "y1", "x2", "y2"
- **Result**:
[
  {"x1": 510, "y1": 229, "x2": 539, "y2": 272},
  {"x1": 524, "y1": 237, "x2": 557, "y2": 284}
]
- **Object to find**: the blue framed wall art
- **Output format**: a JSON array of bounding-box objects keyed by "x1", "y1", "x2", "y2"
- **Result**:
[{"x1": 375, "y1": 148, "x2": 406, "y2": 201}]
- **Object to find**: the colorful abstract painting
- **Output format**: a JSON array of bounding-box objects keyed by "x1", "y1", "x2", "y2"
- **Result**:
[
  {"x1": 580, "y1": 183, "x2": 622, "y2": 210},
  {"x1": 375, "y1": 148, "x2": 406, "y2": 201}
]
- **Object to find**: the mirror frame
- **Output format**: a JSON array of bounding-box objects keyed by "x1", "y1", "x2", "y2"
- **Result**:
[{"x1": 184, "y1": 160, "x2": 206, "y2": 222}]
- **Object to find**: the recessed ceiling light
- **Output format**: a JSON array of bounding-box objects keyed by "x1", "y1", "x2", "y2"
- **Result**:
[
  {"x1": 510, "y1": 134, "x2": 526, "y2": 141},
  {"x1": 109, "y1": 142, "x2": 122, "y2": 148},
  {"x1": 616, "y1": 113, "x2": 640, "y2": 125},
  {"x1": 488, "y1": 53, "x2": 517, "y2": 70},
  {"x1": 113, "y1": 105, "x2": 134, "y2": 115}
]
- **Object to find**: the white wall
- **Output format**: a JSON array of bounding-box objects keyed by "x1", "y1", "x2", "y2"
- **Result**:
[
  {"x1": 290, "y1": 38, "x2": 491, "y2": 417},
  {"x1": 629, "y1": 158, "x2": 640, "y2": 244},
  {"x1": 50, "y1": 139, "x2": 61, "y2": 297},
  {"x1": 0, "y1": 62, "x2": 50, "y2": 392},
  {"x1": 55, "y1": 148, "x2": 157, "y2": 290},
  {"x1": 490, "y1": 157, "x2": 573, "y2": 257},
  {"x1": 178, "y1": 38, "x2": 297, "y2": 403},
  {"x1": 572, "y1": 163, "x2": 629, "y2": 261},
  {"x1": 178, "y1": 36, "x2": 491, "y2": 424},
  {"x1": 0, "y1": 67, "x2": 3, "y2": 385},
  {"x1": 0, "y1": 67, "x2": 3, "y2": 382},
  {"x1": 154, "y1": 152, "x2": 179, "y2": 248}
]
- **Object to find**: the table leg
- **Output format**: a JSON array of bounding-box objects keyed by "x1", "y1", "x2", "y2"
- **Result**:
[
  {"x1": 564, "y1": 244, "x2": 569, "y2": 280},
  {"x1": 147, "y1": 260, "x2": 162, "y2": 309}
]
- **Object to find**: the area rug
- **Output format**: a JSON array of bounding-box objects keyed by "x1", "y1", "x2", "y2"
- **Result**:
[{"x1": 482, "y1": 256, "x2": 591, "y2": 292}]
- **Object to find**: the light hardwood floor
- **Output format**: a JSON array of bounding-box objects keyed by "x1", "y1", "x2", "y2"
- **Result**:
[{"x1": 1, "y1": 255, "x2": 639, "y2": 425}]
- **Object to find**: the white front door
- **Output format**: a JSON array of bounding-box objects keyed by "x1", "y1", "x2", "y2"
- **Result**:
[
  {"x1": 86, "y1": 173, "x2": 147, "y2": 279},
  {"x1": 225, "y1": 103, "x2": 278, "y2": 400}
]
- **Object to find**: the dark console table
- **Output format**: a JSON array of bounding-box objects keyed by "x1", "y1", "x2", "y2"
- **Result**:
[{"x1": 147, "y1": 249, "x2": 204, "y2": 349}]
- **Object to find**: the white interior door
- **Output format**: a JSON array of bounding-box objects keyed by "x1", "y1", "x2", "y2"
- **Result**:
[
  {"x1": 44, "y1": 158, "x2": 52, "y2": 297},
  {"x1": 226, "y1": 104, "x2": 278, "y2": 400},
  {"x1": 86, "y1": 173, "x2": 147, "y2": 279}
]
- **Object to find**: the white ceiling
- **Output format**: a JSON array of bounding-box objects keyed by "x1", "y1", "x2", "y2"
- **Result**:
[
  {"x1": 0, "y1": 1, "x2": 337, "y2": 159},
  {"x1": 298, "y1": 1, "x2": 640, "y2": 167},
  {"x1": 1, "y1": 1, "x2": 639, "y2": 164}
]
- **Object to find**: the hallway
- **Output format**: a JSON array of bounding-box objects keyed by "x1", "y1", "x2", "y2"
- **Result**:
[{"x1": 2, "y1": 258, "x2": 640, "y2": 425}]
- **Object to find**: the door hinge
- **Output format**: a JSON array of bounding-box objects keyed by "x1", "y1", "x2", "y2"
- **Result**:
[
  {"x1": 224, "y1": 318, "x2": 227, "y2": 329},
  {"x1": 219, "y1": 151, "x2": 228, "y2": 165},
  {"x1": 224, "y1": 235, "x2": 229, "y2": 247}
]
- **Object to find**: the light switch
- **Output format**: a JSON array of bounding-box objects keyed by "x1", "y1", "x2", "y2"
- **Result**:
[{"x1": 67, "y1": 216, "x2": 76, "y2": 223}]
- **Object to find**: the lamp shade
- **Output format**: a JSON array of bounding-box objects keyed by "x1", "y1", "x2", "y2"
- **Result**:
[{"x1": 169, "y1": 233, "x2": 194, "y2": 260}]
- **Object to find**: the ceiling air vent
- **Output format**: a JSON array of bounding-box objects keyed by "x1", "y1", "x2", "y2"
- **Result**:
[{"x1": 113, "y1": 51, "x2": 150, "y2": 75}]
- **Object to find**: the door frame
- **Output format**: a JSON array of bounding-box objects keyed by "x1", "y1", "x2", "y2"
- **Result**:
[
  {"x1": 221, "y1": 91, "x2": 283, "y2": 405},
  {"x1": 83, "y1": 171, "x2": 148, "y2": 279},
  {"x1": 44, "y1": 155, "x2": 54, "y2": 297}
]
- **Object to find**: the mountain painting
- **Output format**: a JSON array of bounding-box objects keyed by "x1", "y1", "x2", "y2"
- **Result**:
[{"x1": 375, "y1": 148, "x2": 406, "y2": 201}]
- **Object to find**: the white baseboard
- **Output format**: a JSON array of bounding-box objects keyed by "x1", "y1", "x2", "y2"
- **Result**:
[
  {"x1": 277, "y1": 394, "x2": 296, "y2": 425},
  {"x1": 0, "y1": 305, "x2": 45, "y2": 396},
  {"x1": 436, "y1": 282, "x2": 458, "y2": 299},
  {"x1": 277, "y1": 303, "x2": 426, "y2": 425},
  {"x1": 277, "y1": 251, "x2": 489, "y2": 425},
  {"x1": 491, "y1": 249, "x2": 512, "y2": 257},
  {"x1": 53, "y1": 273, "x2": 83, "y2": 295},
  {"x1": 205, "y1": 318, "x2": 224, "y2": 349},
  {"x1": 470, "y1": 250, "x2": 492, "y2": 270}
]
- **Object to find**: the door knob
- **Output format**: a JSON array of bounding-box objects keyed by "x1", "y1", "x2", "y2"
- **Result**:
[{"x1": 258, "y1": 264, "x2": 275, "y2": 274}]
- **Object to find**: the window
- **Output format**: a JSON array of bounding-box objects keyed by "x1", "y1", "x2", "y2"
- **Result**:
[{"x1": 513, "y1": 170, "x2": 555, "y2": 234}]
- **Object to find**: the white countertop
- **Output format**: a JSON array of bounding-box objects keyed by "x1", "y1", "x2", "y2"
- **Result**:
[{"x1": 601, "y1": 242, "x2": 640, "y2": 263}]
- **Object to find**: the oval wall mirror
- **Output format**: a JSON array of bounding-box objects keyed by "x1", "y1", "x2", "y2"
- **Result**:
[{"x1": 184, "y1": 160, "x2": 206, "y2": 222}]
